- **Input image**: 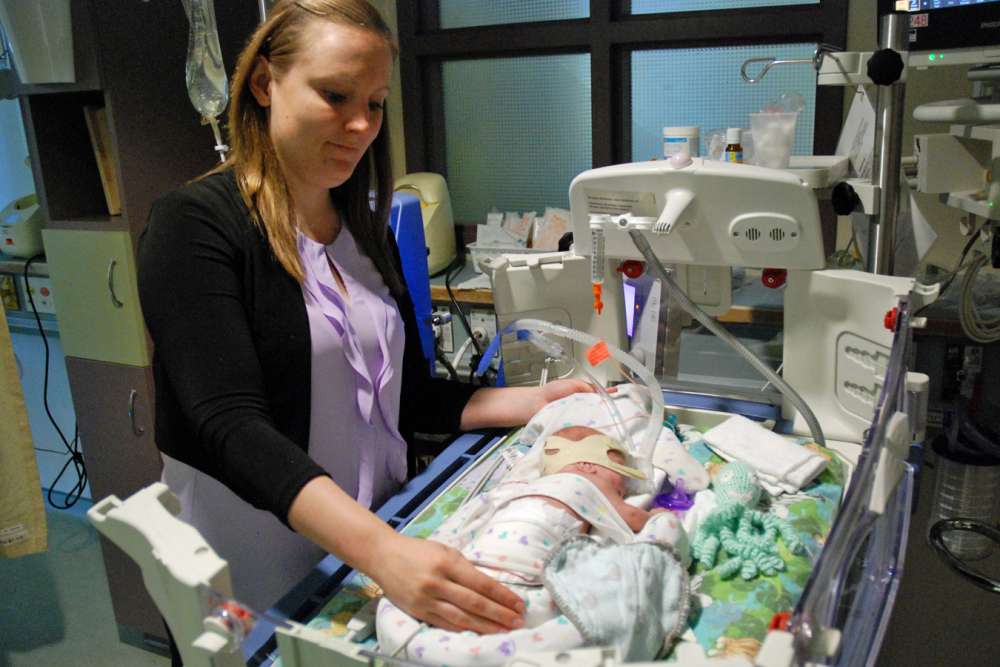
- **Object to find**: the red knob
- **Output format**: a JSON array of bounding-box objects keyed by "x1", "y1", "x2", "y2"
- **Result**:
[
  {"x1": 40, "y1": 287, "x2": 50, "y2": 297},
  {"x1": 616, "y1": 260, "x2": 645, "y2": 280},
  {"x1": 769, "y1": 611, "x2": 792, "y2": 631},
  {"x1": 762, "y1": 268, "x2": 787, "y2": 289},
  {"x1": 884, "y1": 306, "x2": 898, "y2": 331}
]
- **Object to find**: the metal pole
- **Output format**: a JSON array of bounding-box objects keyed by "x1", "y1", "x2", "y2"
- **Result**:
[
  {"x1": 869, "y1": 13, "x2": 908, "y2": 275},
  {"x1": 258, "y1": 0, "x2": 269, "y2": 24}
]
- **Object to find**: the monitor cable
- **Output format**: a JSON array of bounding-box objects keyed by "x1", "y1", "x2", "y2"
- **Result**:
[{"x1": 23, "y1": 254, "x2": 87, "y2": 509}]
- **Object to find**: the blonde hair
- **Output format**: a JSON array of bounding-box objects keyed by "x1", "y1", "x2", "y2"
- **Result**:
[{"x1": 207, "y1": 0, "x2": 403, "y2": 294}]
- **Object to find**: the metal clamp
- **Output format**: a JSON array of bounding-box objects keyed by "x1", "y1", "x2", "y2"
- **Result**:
[
  {"x1": 929, "y1": 519, "x2": 1000, "y2": 594},
  {"x1": 741, "y1": 43, "x2": 842, "y2": 84},
  {"x1": 107, "y1": 259, "x2": 124, "y2": 308},
  {"x1": 128, "y1": 389, "x2": 145, "y2": 437}
]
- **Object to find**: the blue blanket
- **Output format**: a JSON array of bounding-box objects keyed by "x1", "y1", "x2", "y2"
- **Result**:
[{"x1": 543, "y1": 537, "x2": 690, "y2": 661}]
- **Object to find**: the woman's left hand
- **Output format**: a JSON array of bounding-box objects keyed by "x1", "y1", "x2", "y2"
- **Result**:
[
  {"x1": 461, "y1": 378, "x2": 603, "y2": 430},
  {"x1": 531, "y1": 378, "x2": 596, "y2": 414}
]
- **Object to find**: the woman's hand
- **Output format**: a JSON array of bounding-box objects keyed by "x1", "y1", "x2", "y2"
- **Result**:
[
  {"x1": 368, "y1": 533, "x2": 525, "y2": 634},
  {"x1": 461, "y1": 378, "x2": 598, "y2": 430},
  {"x1": 532, "y1": 377, "x2": 596, "y2": 414}
]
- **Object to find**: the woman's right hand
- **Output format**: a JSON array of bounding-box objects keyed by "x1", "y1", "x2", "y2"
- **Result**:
[{"x1": 368, "y1": 533, "x2": 525, "y2": 634}]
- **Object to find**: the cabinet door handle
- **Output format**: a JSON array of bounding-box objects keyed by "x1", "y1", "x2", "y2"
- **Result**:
[
  {"x1": 107, "y1": 259, "x2": 124, "y2": 308},
  {"x1": 128, "y1": 389, "x2": 145, "y2": 436}
]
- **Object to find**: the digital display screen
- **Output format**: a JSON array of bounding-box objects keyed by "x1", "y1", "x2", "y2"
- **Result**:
[{"x1": 897, "y1": 0, "x2": 1000, "y2": 10}]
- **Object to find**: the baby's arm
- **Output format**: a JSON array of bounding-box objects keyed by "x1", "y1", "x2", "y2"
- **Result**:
[
  {"x1": 611, "y1": 497, "x2": 661, "y2": 533},
  {"x1": 582, "y1": 472, "x2": 660, "y2": 533}
]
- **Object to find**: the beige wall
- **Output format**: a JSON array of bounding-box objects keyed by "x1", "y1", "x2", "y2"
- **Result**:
[{"x1": 842, "y1": 0, "x2": 974, "y2": 271}]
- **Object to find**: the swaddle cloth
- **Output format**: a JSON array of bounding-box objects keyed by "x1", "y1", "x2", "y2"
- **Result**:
[
  {"x1": 431, "y1": 472, "x2": 637, "y2": 550},
  {"x1": 702, "y1": 415, "x2": 827, "y2": 495},
  {"x1": 543, "y1": 536, "x2": 690, "y2": 662},
  {"x1": 510, "y1": 385, "x2": 709, "y2": 492},
  {"x1": 463, "y1": 497, "x2": 585, "y2": 585}
]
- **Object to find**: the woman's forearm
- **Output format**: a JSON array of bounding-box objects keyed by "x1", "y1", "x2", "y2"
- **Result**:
[
  {"x1": 459, "y1": 386, "x2": 542, "y2": 431},
  {"x1": 459, "y1": 378, "x2": 596, "y2": 431},
  {"x1": 286, "y1": 475, "x2": 397, "y2": 574}
]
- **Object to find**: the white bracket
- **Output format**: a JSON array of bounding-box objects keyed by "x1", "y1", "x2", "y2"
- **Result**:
[{"x1": 869, "y1": 411, "x2": 911, "y2": 515}]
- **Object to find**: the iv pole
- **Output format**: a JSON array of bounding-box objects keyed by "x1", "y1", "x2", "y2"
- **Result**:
[{"x1": 740, "y1": 13, "x2": 911, "y2": 277}]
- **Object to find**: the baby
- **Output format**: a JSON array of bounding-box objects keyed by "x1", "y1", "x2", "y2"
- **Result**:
[
  {"x1": 377, "y1": 426, "x2": 689, "y2": 664},
  {"x1": 458, "y1": 426, "x2": 667, "y2": 590}
]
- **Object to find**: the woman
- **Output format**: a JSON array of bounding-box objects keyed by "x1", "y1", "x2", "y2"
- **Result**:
[{"x1": 137, "y1": 0, "x2": 590, "y2": 654}]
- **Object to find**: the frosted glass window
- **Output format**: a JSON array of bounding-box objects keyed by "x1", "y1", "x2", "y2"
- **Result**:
[
  {"x1": 631, "y1": 44, "x2": 816, "y2": 162},
  {"x1": 632, "y1": 0, "x2": 817, "y2": 13},
  {"x1": 442, "y1": 55, "x2": 591, "y2": 223},
  {"x1": 439, "y1": 0, "x2": 588, "y2": 29}
]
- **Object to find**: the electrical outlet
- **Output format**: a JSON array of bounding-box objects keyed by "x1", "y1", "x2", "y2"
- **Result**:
[
  {"x1": 433, "y1": 308, "x2": 454, "y2": 353},
  {"x1": 21, "y1": 276, "x2": 56, "y2": 315},
  {"x1": 469, "y1": 309, "x2": 497, "y2": 347}
]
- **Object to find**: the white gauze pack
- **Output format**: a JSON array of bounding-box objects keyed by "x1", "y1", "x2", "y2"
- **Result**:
[{"x1": 507, "y1": 385, "x2": 709, "y2": 495}]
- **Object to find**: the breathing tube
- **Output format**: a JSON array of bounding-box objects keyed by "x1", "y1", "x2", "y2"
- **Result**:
[
  {"x1": 628, "y1": 229, "x2": 827, "y2": 448},
  {"x1": 477, "y1": 318, "x2": 663, "y2": 493}
]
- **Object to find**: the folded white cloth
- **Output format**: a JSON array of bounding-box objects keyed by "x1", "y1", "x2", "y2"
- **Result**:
[{"x1": 702, "y1": 415, "x2": 826, "y2": 495}]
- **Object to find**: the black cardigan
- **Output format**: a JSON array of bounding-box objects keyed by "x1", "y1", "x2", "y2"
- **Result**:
[{"x1": 137, "y1": 172, "x2": 477, "y2": 523}]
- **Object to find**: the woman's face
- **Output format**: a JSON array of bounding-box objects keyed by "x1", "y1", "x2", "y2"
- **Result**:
[{"x1": 252, "y1": 20, "x2": 392, "y2": 195}]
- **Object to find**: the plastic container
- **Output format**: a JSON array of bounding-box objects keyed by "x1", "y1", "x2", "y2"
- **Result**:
[
  {"x1": 466, "y1": 242, "x2": 553, "y2": 273},
  {"x1": 929, "y1": 437, "x2": 1000, "y2": 561},
  {"x1": 749, "y1": 112, "x2": 798, "y2": 169},
  {"x1": 662, "y1": 127, "x2": 699, "y2": 159}
]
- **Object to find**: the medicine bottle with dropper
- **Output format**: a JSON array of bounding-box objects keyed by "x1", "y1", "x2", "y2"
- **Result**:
[{"x1": 724, "y1": 128, "x2": 743, "y2": 164}]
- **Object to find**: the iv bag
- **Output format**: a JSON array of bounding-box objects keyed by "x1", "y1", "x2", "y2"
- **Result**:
[{"x1": 182, "y1": 0, "x2": 228, "y2": 119}]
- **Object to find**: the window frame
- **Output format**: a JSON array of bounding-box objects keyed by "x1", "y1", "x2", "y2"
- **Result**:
[{"x1": 397, "y1": 0, "x2": 848, "y2": 209}]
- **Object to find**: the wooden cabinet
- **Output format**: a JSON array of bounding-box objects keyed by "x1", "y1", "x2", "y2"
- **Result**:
[
  {"x1": 13, "y1": 0, "x2": 260, "y2": 648},
  {"x1": 64, "y1": 357, "x2": 162, "y2": 638},
  {"x1": 42, "y1": 229, "x2": 148, "y2": 366}
]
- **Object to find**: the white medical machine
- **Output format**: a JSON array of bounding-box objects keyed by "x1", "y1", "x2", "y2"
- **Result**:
[{"x1": 0, "y1": 194, "x2": 43, "y2": 259}]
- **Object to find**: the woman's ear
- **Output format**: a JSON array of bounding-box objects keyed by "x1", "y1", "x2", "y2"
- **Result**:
[{"x1": 249, "y1": 56, "x2": 273, "y2": 107}]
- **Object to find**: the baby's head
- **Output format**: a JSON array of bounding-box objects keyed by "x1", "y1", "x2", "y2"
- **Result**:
[{"x1": 542, "y1": 426, "x2": 644, "y2": 498}]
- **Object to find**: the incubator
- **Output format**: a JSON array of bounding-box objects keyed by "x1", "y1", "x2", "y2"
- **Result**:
[{"x1": 87, "y1": 149, "x2": 935, "y2": 666}]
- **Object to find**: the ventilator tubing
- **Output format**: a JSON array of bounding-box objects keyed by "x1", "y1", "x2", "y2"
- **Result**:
[
  {"x1": 628, "y1": 229, "x2": 826, "y2": 448},
  {"x1": 508, "y1": 318, "x2": 664, "y2": 492}
]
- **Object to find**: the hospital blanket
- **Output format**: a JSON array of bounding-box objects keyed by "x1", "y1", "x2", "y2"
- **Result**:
[
  {"x1": 544, "y1": 536, "x2": 689, "y2": 661},
  {"x1": 666, "y1": 429, "x2": 845, "y2": 662}
]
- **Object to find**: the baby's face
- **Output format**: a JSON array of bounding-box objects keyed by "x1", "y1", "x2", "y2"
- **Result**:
[{"x1": 547, "y1": 426, "x2": 628, "y2": 498}]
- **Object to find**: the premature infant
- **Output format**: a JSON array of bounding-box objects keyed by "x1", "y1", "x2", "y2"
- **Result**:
[
  {"x1": 460, "y1": 426, "x2": 665, "y2": 587},
  {"x1": 377, "y1": 426, "x2": 689, "y2": 664}
]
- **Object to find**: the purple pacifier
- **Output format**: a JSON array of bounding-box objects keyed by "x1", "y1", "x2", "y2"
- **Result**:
[{"x1": 653, "y1": 479, "x2": 694, "y2": 512}]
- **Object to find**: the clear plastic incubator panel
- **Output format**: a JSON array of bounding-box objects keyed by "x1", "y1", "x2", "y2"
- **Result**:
[{"x1": 790, "y1": 299, "x2": 918, "y2": 666}]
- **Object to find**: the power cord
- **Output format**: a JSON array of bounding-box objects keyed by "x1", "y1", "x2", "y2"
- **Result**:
[
  {"x1": 23, "y1": 254, "x2": 87, "y2": 509},
  {"x1": 957, "y1": 250, "x2": 1000, "y2": 344},
  {"x1": 443, "y1": 254, "x2": 497, "y2": 385},
  {"x1": 444, "y1": 254, "x2": 481, "y2": 357}
]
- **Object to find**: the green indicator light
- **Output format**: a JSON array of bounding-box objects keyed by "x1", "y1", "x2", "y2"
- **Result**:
[
  {"x1": 929, "y1": 54, "x2": 936, "y2": 61},
  {"x1": 990, "y1": 201, "x2": 995, "y2": 208}
]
